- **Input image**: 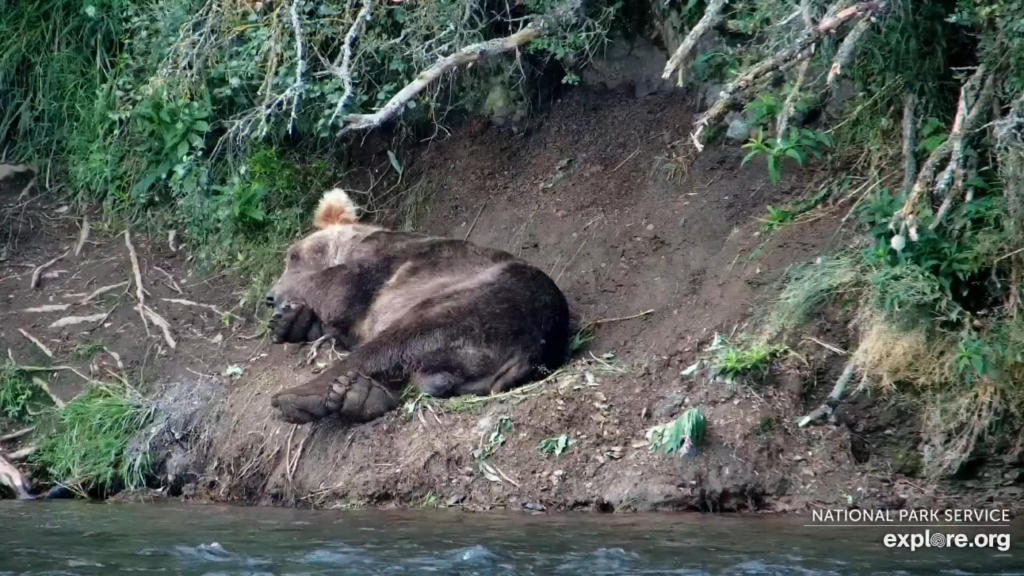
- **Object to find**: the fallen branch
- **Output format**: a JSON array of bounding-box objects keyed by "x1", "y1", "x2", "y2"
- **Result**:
[
  {"x1": 826, "y1": 16, "x2": 872, "y2": 87},
  {"x1": 690, "y1": 1, "x2": 883, "y2": 151},
  {"x1": 339, "y1": 19, "x2": 549, "y2": 134},
  {"x1": 661, "y1": 0, "x2": 728, "y2": 83},
  {"x1": 30, "y1": 249, "x2": 69, "y2": 289},
  {"x1": 776, "y1": 58, "x2": 811, "y2": 141},
  {"x1": 799, "y1": 361, "x2": 855, "y2": 427}
]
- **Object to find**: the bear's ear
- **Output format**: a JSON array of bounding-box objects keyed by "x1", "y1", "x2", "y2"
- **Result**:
[{"x1": 313, "y1": 188, "x2": 361, "y2": 229}]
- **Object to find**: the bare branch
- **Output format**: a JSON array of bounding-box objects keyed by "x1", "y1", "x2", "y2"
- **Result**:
[
  {"x1": 327, "y1": 0, "x2": 374, "y2": 126},
  {"x1": 661, "y1": 0, "x2": 728, "y2": 83},
  {"x1": 338, "y1": 22, "x2": 546, "y2": 135}
]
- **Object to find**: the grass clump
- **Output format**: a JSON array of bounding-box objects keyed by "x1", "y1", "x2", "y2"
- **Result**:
[
  {"x1": 28, "y1": 384, "x2": 156, "y2": 498},
  {"x1": 0, "y1": 363, "x2": 37, "y2": 421}
]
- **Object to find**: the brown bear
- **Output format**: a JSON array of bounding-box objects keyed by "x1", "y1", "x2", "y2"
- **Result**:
[{"x1": 263, "y1": 189, "x2": 571, "y2": 425}]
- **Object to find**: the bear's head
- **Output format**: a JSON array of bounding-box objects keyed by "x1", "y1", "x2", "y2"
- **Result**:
[{"x1": 264, "y1": 188, "x2": 380, "y2": 311}]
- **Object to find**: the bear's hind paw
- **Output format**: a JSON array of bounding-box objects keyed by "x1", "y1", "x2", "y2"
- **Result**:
[{"x1": 327, "y1": 371, "x2": 401, "y2": 422}]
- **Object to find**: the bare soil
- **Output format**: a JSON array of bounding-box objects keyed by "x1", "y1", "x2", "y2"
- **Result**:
[{"x1": 2, "y1": 88, "x2": 1021, "y2": 513}]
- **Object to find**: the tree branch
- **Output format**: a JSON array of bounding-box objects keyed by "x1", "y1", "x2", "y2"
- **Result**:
[
  {"x1": 338, "y1": 22, "x2": 546, "y2": 135},
  {"x1": 661, "y1": 0, "x2": 728, "y2": 83},
  {"x1": 327, "y1": 0, "x2": 374, "y2": 125}
]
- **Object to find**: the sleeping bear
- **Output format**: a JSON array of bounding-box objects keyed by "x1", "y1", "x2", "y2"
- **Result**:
[{"x1": 263, "y1": 189, "x2": 571, "y2": 425}]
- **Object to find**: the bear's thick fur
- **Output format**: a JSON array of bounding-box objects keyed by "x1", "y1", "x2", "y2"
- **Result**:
[{"x1": 264, "y1": 189, "x2": 571, "y2": 424}]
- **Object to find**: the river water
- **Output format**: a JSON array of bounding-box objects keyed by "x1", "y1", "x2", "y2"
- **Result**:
[{"x1": 0, "y1": 501, "x2": 1021, "y2": 575}]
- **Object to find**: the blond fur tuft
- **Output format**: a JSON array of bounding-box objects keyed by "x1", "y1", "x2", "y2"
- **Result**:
[{"x1": 313, "y1": 188, "x2": 361, "y2": 229}]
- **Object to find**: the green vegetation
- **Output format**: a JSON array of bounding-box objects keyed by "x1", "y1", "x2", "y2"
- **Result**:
[
  {"x1": 647, "y1": 408, "x2": 706, "y2": 457},
  {"x1": 538, "y1": 434, "x2": 575, "y2": 457}
]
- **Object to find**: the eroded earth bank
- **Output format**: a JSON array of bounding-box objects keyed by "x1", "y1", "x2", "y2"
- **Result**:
[{"x1": 2, "y1": 86, "x2": 1022, "y2": 514}]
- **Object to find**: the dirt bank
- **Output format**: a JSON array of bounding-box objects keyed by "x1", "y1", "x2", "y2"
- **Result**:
[{"x1": 2, "y1": 87, "x2": 1022, "y2": 513}]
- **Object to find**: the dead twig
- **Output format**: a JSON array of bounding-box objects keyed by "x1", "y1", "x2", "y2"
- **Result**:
[
  {"x1": 162, "y1": 297, "x2": 242, "y2": 320},
  {"x1": 141, "y1": 304, "x2": 177, "y2": 350},
  {"x1": 30, "y1": 249, "x2": 69, "y2": 289},
  {"x1": 463, "y1": 201, "x2": 487, "y2": 241},
  {"x1": 30, "y1": 377, "x2": 65, "y2": 409},
  {"x1": 7, "y1": 446, "x2": 36, "y2": 461},
  {"x1": 49, "y1": 313, "x2": 109, "y2": 329}
]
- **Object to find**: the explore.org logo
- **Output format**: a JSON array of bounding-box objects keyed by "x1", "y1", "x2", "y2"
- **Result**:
[{"x1": 883, "y1": 530, "x2": 1011, "y2": 552}]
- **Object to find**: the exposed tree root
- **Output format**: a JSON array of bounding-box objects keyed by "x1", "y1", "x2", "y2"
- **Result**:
[
  {"x1": 689, "y1": 1, "x2": 884, "y2": 151},
  {"x1": 891, "y1": 67, "x2": 994, "y2": 238},
  {"x1": 798, "y1": 361, "x2": 855, "y2": 427}
]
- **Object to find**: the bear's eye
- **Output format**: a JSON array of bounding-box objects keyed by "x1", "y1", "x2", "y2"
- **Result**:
[{"x1": 289, "y1": 252, "x2": 300, "y2": 263}]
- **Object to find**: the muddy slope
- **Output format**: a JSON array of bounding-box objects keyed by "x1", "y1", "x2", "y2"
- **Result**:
[{"x1": 2, "y1": 88, "x2": 1020, "y2": 513}]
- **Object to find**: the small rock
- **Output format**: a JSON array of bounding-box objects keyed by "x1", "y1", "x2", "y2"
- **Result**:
[
  {"x1": 522, "y1": 502, "x2": 545, "y2": 512},
  {"x1": 447, "y1": 494, "x2": 465, "y2": 506}
]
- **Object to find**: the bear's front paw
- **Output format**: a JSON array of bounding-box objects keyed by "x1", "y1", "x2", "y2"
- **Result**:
[{"x1": 268, "y1": 302, "x2": 318, "y2": 344}]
